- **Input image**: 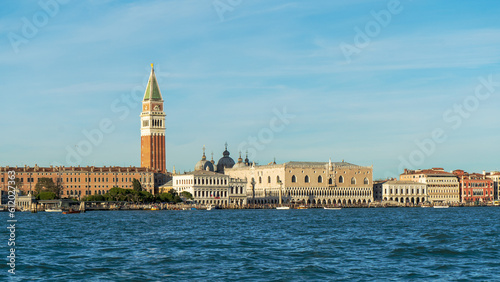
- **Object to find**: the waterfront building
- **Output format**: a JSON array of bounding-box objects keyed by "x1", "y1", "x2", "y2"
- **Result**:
[
  {"x1": 15, "y1": 191, "x2": 36, "y2": 211},
  {"x1": 373, "y1": 180, "x2": 427, "y2": 204},
  {"x1": 225, "y1": 159, "x2": 373, "y2": 205},
  {"x1": 485, "y1": 171, "x2": 500, "y2": 200},
  {"x1": 453, "y1": 170, "x2": 494, "y2": 203},
  {"x1": 400, "y1": 168, "x2": 460, "y2": 203},
  {"x1": 140, "y1": 64, "x2": 167, "y2": 173},
  {"x1": 0, "y1": 165, "x2": 167, "y2": 199},
  {"x1": 172, "y1": 170, "x2": 247, "y2": 206}
]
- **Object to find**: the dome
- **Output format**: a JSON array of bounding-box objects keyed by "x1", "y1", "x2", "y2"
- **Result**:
[
  {"x1": 195, "y1": 159, "x2": 214, "y2": 171},
  {"x1": 217, "y1": 143, "x2": 235, "y2": 172},
  {"x1": 195, "y1": 147, "x2": 215, "y2": 172},
  {"x1": 233, "y1": 152, "x2": 247, "y2": 168}
]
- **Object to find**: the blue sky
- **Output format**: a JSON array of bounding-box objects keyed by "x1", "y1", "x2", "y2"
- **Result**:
[{"x1": 1, "y1": 0, "x2": 499, "y2": 179}]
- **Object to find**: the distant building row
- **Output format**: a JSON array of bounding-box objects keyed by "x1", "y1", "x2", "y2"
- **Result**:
[{"x1": 374, "y1": 168, "x2": 500, "y2": 204}]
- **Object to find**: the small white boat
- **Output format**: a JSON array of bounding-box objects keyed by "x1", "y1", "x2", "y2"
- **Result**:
[
  {"x1": 324, "y1": 207, "x2": 341, "y2": 210},
  {"x1": 276, "y1": 206, "x2": 290, "y2": 210},
  {"x1": 46, "y1": 208, "x2": 62, "y2": 212},
  {"x1": 433, "y1": 205, "x2": 449, "y2": 209}
]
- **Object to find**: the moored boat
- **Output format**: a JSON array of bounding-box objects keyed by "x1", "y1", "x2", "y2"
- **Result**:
[
  {"x1": 324, "y1": 207, "x2": 341, "y2": 210},
  {"x1": 46, "y1": 208, "x2": 62, "y2": 212},
  {"x1": 276, "y1": 206, "x2": 290, "y2": 210},
  {"x1": 433, "y1": 205, "x2": 449, "y2": 209},
  {"x1": 297, "y1": 205, "x2": 308, "y2": 210}
]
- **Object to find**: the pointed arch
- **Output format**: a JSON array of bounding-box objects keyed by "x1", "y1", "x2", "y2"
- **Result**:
[
  {"x1": 351, "y1": 177, "x2": 356, "y2": 185},
  {"x1": 291, "y1": 175, "x2": 296, "y2": 183},
  {"x1": 364, "y1": 177, "x2": 369, "y2": 185},
  {"x1": 339, "y1": 176, "x2": 344, "y2": 183},
  {"x1": 318, "y1": 175, "x2": 323, "y2": 183},
  {"x1": 305, "y1": 175, "x2": 310, "y2": 183}
]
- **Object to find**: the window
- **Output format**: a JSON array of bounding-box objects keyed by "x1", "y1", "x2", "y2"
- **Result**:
[
  {"x1": 268, "y1": 176, "x2": 271, "y2": 183},
  {"x1": 329, "y1": 178, "x2": 333, "y2": 185},
  {"x1": 277, "y1": 176, "x2": 280, "y2": 183},
  {"x1": 364, "y1": 178, "x2": 369, "y2": 185},
  {"x1": 305, "y1": 175, "x2": 310, "y2": 183},
  {"x1": 351, "y1": 177, "x2": 356, "y2": 185},
  {"x1": 291, "y1": 175, "x2": 296, "y2": 183},
  {"x1": 318, "y1": 176, "x2": 323, "y2": 183},
  {"x1": 259, "y1": 177, "x2": 262, "y2": 184},
  {"x1": 339, "y1": 176, "x2": 344, "y2": 183}
]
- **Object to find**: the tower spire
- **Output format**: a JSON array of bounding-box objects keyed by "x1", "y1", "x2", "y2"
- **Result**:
[{"x1": 143, "y1": 63, "x2": 163, "y2": 101}]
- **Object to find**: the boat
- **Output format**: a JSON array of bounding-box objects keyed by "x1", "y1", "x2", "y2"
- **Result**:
[
  {"x1": 45, "y1": 208, "x2": 62, "y2": 212},
  {"x1": 191, "y1": 207, "x2": 198, "y2": 210},
  {"x1": 62, "y1": 209, "x2": 81, "y2": 214},
  {"x1": 324, "y1": 207, "x2": 341, "y2": 210},
  {"x1": 297, "y1": 205, "x2": 308, "y2": 210},
  {"x1": 151, "y1": 206, "x2": 160, "y2": 211},
  {"x1": 276, "y1": 206, "x2": 290, "y2": 210},
  {"x1": 433, "y1": 205, "x2": 449, "y2": 209}
]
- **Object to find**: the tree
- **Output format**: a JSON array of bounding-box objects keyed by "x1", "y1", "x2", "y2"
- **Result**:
[
  {"x1": 180, "y1": 191, "x2": 193, "y2": 200},
  {"x1": 12, "y1": 178, "x2": 23, "y2": 192},
  {"x1": 132, "y1": 179, "x2": 142, "y2": 192},
  {"x1": 37, "y1": 191, "x2": 57, "y2": 200},
  {"x1": 35, "y1": 178, "x2": 58, "y2": 196}
]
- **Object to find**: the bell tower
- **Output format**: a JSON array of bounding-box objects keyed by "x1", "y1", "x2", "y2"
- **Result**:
[{"x1": 140, "y1": 64, "x2": 166, "y2": 172}]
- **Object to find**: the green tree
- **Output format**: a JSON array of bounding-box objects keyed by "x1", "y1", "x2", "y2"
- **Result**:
[
  {"x1": 37, "y1": 191, "x2": 57, "y2": 200},
  {"x1": 35, "y1": 178, "x2": 56, "y2": 195},
  {"x1": 132, "y1": 179, "x2": 142, "y2": 192},
  {"x1": 180, "y1": 191, "x2": 193, "y2": 200}
]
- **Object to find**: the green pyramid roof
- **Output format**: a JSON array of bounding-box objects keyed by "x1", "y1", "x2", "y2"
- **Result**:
[{"x1": 143, "y1": 64, "x2": 163, "y2": 101}]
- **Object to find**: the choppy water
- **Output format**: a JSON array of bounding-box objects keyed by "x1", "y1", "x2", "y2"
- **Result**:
[{"x1": 2, "y1": 207, "x2": 500, "y2": 281}]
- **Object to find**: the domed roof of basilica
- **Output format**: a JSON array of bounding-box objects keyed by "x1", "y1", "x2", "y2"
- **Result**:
[
  {"x1": 195, "y1": 147, "x2": 215, "y2": 172},
  {"x1": 217, "y1": 143, "x2": 235, "y2": 172},
  {"x1": 233, "y1": 152, "x2": 247, "y2": 168}
]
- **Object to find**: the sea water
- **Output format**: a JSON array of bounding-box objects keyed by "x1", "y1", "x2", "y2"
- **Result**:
[{"x1": 1, "y1": 207, "x2": 499, "y2": 281}]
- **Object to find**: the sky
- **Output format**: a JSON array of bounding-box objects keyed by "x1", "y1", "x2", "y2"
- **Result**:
[{"x1": 1, "y1": 0, "x2": 499, "y2": 179}]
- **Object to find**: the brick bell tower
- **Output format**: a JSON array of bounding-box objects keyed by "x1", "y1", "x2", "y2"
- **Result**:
[{"x1": 140, "y1": 64, "x2": 166, "y2": 172}]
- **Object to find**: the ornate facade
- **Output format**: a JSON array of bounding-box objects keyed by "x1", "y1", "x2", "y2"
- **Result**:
[
  {"x1": 172, "y1": 170, "x2": 247, "y2": 206},
  {"x1": 225, "y1": 160, "x2": 373, "y2": 205},
  {"x1": 453, "y1": 170, "x2": 494, "y2": 203}
]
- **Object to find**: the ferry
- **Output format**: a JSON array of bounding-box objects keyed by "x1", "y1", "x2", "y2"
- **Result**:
[
  {"x1": 276, "y1": 206, "x2": 290, "y2": 210},
  {"x1": 433, "y1": 205, "x2": 449, "y2": 209},
  {"x1": 324, "y1": 207, "x2": 341, "y2": 210}
]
